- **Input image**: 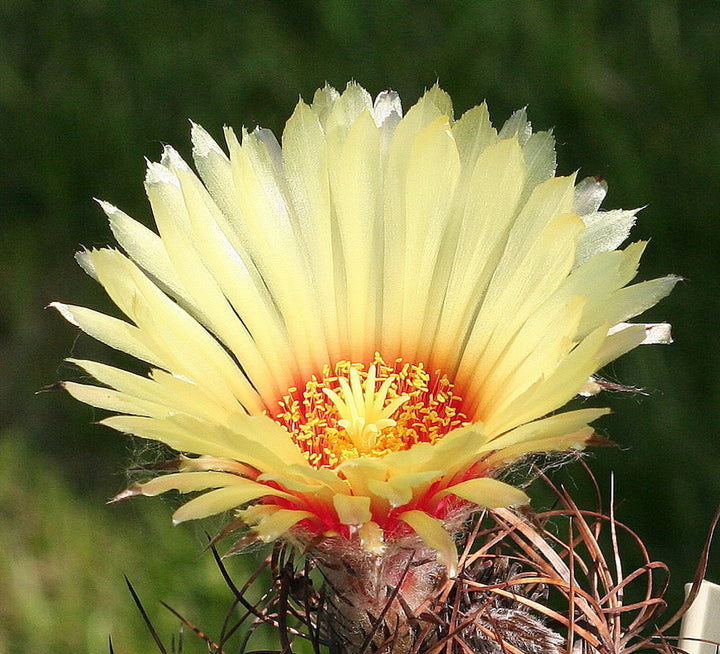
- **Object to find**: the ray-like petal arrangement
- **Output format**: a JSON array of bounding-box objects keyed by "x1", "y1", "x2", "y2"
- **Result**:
[{"x1": 54, "y1": 83, "x2": 676, "y2": 581}]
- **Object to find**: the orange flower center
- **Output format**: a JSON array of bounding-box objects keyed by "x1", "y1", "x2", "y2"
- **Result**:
[{"x1": 273, "y1": 354, "x2": 470, "y2": 468}]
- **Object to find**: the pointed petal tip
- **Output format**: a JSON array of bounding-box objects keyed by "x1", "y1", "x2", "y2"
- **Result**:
[
  {"x1": 47, "y1": 301, "x2": 79, "y2": 326},
  {"x1": 35, "y1": 381, "x2": 66, "y2": 394},
  {"x1": 585, "y1": 433, "x2": 615, "y2": 448},
  {"x1": 73, "y1": 249, "x2": 98, "y2": 279},
  {"x1": 94, "y1": 198, "x2": 119, "y2": 215},
  {"x1": 373, "y1": 88, "x2": 403, "y2": 125},
  {"x1": 144, "y1": 158, "x2": 180, "y2": 187},
  {"x1": 397, "y1": 509, "x2": 458, "y2": 577},
  {"x1": 159, "y1": 144, "x2": 191, "y2": 172},
  {"x1": 108, "y1": 483, "x2": 144, "y2": 504},
  {"x1": 189, "y1": 123, "x2": 226, "y2": 160}
]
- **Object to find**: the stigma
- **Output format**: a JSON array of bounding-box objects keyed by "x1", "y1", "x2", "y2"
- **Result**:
[{"x1": 273, "y1": 354, "x2": 470, "y2": 468}]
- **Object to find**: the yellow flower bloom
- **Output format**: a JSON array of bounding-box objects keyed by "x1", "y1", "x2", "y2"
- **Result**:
[{"x1": 53, "y1": 82, "x2": 676, "y2": 573}]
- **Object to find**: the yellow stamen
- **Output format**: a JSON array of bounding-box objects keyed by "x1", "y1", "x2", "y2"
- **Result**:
[
  {"x1": 274, "y1": 354, "x2": 470, "y2": 468},
  {"x1": 322, "y1": 365, "x2": 411, "y2": 453}
]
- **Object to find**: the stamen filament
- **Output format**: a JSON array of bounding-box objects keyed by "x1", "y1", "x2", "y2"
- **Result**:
[
  {"x1": 275, "y1": 355, "x2": 471, "y2": 468},
  {"x1": 323, "y1": 366, "x2": 410, "y2": 453}
]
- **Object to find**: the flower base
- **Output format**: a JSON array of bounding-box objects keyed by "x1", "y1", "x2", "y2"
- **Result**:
[{"x1": 310, "y1": 534, "x2": 446, "y2": 654}]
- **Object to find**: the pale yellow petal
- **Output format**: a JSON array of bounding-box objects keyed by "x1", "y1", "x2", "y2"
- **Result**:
[
  {"x1": 398, "y1": 510, "x2": 457, "y2": 576},
  {"x1": 485, "y1": 324, "x2": 608, "y2": 435},
  {"x1": 100, "y1": 413, "x2": 306, "y2": 473},
  {"x1": 282, "y1": 100, "x2": 342, "y2": 360},
  {"x1": 451, "y1": 102, "x2": 497, "y2": 173},
  {"x1": 519, "y1": 129, "x2": 557, "y2": 201},
  {"x1": 67, "y1": 358, "x2": 228, "y2": 424},
  {"x1": 333, "y1": 494, "x2": 372, "y2": 525},
  {"x1": 474, "y1": 295, "x2": 585, "y2": 417},
  {"x1": 335, "y1": 457, "x2": 390, "y2": 500},
  {"x1": 258, "y1": 466, "x2": 348, "y2": 496},
  {"x1": 309, "y1": 84, "x2": 340, "y2": 127},
  {"x1": 326, "y1": 109, "x2": 382, "y2": 361},
  {"x1": 460, "y1": 211, "x2": 585, "y2": 413},
  {"x1": 225, "y1": 126, "x2": 329, "y2": 376},
  {"x1": 431, "y1": 137, "x2": 525, "y2": 371},
  {"x1": 324, "y1": 81, "x2": 373, "y2": 133},
  {"x1": 481, "y1": 426, "x2": 596, "y2": 469},
  {"x1": 146, "y1": 152, "x2": 282, "y2": 402},
  {"x1": 481, "y1": 407, "x2": 609, "y2": 453},
  {"x1": 134, "y1": 471, "x2": 280, "y2": 497},
  {"x1": 101, "y1": 201, "x2": 201, "y2": 315},
  {"x1": 223, "y1": 413, "x2": 310, "y2": 466},
  {"x1": 192, "y1": 123, "x2": 303, "y2": 386},
  {"x1": 436, "y1": 478, "x2": 529, "y2": 508},
  {"x1": 499, "y1": 174, "x2": 577, "y2": 265},
  {"x1": 87, "y1": 248, "x2": 262, "y2": 413},
  {"x1": 595, "y1": 323, "x2": 647, "y2": 368},
  {"x1": 190, "y1": 122, "x2": 237, "y2": 221},
  {"x1": 401, "y1": 114, "x2": 461, "y2": 361},
  {"x1": 366, "y1": 471, "x2": 441, "y2": 508},
  {"x1": 64, "y1": 382, "x2": 169, "y2": 418},
  {"x1": 170, "y1": 162, "x2": 295, "y2": 396},
  {"x1": 600, "y1": 276, "x2": 681, "y2": 327},
  {"x1": 343, "y1": 426, "x2": 489, "y2": 499},
  {"x1": 566, "y1": 241, "x2": 647, "y2": 336},
  {"x1": 421, "y1": 84, "x2": 454, "y2": 119},
  {"x1": 381, "y1": 90, "x2": 448, "y2": 356},
  {"x1": 50, "y1": 302, "x2": 166, "y2": 369},
  {"x1": 252, "y1": 508, "x2": 317, "y2": 541},
  {"x1": 172, "y1": 485, "x2": 277, "y2": 524}
]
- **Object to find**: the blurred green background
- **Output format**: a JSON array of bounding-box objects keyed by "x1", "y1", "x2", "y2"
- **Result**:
[{"x1": 2, "y1": 1, "x2": 719, "y2": 651}]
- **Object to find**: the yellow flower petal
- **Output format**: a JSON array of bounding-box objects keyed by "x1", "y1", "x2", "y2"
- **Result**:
[
  {"x1": 54, "y1": 82, "x2": 676, "y2": 564},
  {"x1": 50, "y1": 302, "x2": 164, "y2": 368},
  {"x1": 436, "y1": 478, "x2": 529, "y2": 509},
  {"x1": 172, "y1": 485, "x2": 282, "y2": 524},
  {"x1": 250, "y1": 508, "x2": 317, "y2": 542},
  {"x1": 481, "y1": 407, "x2": 609, "y2": 453},
  {"x1": 367, "y1": 471, "x2": 442, "y2": 508},
  {"x1": 398, "y1": 510, "x2": 458, "y2": 576},
  {"x1": 333, "y1": 494, "x2": 372, "y2": 526},
  {"x1": 135, "y1": 471, "x2": 282, "y2": 497}
]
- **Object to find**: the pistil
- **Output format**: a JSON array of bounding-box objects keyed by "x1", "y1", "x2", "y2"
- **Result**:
[{"x1": 273, "y1": 354, "x2": 470, "y2": 468}]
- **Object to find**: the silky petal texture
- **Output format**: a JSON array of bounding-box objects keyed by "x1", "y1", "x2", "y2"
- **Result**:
[
  {"x1": 326, "y1": 108, "x2": 383, "y2": 360},
  {"x1": 131, "y1": 472, "x2": 294, "y2": 510},
  {"x1": 66, "y1": 359, "x2": 229, "y2": 423},
  {"x1": 50, "y1": 302, "x2": 165, "y2": 367},
  {"x1": 430, "y1": 137, "x2": 526, "y2": 371},
  {"x1": 282, "y1": 101, "x2": 341, "y2": 360},
  {"x1": 55, "y1": 82, "x2": 676, "y2": 566},
  {"x1": 173, "y1": 486, "x2": 286, "y2": 525},
  {"x1": 436, "y1": 478, "x2": 529, "y2": 509},
  {"x1": 480, "y1": 408, "x2": 610, "y2": 453},
  {"x1": 398, "y1": 510, "x2": 459, "y2": 576},
  {"x1": 241, "y1": 507, "x2": 318, "y2": 542},
  {"x1": 333, "y1": 494, "x2": 373, "y2": 526}
]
